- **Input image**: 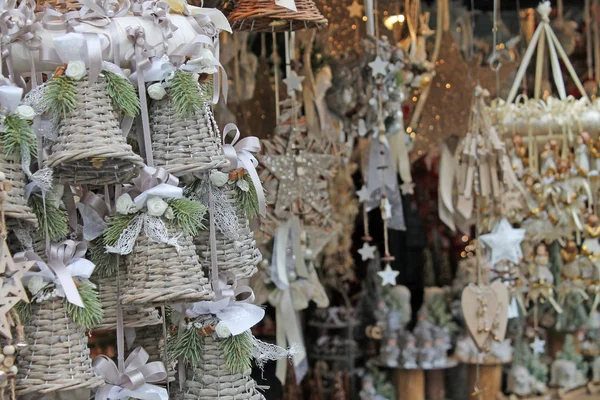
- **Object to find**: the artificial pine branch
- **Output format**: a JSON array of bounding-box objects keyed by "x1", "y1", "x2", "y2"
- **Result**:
[
  {"x1": 168, "y1": 198, "x2": 206, "y2": 236},
  {"x1": 103, "y1": 71, "x2": 140, "y2": 117},
  {"x1": 557, "y1": 334, "x2": 589, "y2": 375},
  {"x1": 43, "y1": 76, "x2": 78, "y2": 119},
  {"x1": 235, "y1": 175, "x2": 260, "y2": 219},
  {"x1": 14, "y1": 301, "x2": 31, "y2": 325},
  {"x1": 89, "y1": 239, "x2": 118, "y2": 277},
  {"x1": 167, "y1": 326, "x2": 204, "y2": 367},
  {"x1": 102, "y1": 212, "x2": 141, "y2": 246},
  {"x1": 63, "y1": 282, "x2": 103, "y2": 330},
  {"x1": 28, "y1": 195, "x2": 68, "y2": 241},
  {"x1": 220, "y1": 332, "x2": 254, "y2": 374},
  {"x1": 1, "y1": 114, "x2": 36, "y2": 157},
  {"x1": 170, "y1": 71, "x2": 204, "y2": 118}
]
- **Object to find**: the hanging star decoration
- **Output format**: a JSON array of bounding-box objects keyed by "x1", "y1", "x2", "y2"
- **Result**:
[
  {"x1": 358, "y1": 242, "x2": 376, "y2": 261},
  {"x1": 400, "y1": 181, "x2": 415, "y2": 195},
  {"x1": 0, "y1": 240, "x2": 34, "y2": 339},
  {"x1": 479, "y1": 218, "x2": 525, "y2": 265},
  {"x1": 356, "y1": 185, "x2": 369, "y2": 203},
  {"x1": 283, "y1": 71, "x2": 304, "y2": 94},
  {"x1": 530, "y1": 336, "x2": 546, "y2": 355},
  {"x1": 347, "y1": 0, "x2": 364, "y2": 18},
  {"x1": 377, "y1": 264, "x2": 399, "y2": 286},
  {"x1": 257, "y1": 99, "x2": 339, "y2": 255},
  {"x1": 368, "y1": 56, "x2": 389, "y2": 78}
]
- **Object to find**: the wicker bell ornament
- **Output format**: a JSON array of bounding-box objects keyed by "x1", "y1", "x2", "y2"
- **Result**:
[
  {"x1": 46, "y1": 75, "x2": 144, "y2": 185},
  {"x1": 228, "y1": 0, "x2": 328, "y2": 31}
]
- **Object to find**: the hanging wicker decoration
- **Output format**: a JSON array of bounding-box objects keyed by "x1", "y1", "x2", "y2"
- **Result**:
[
  {"x1": 149, "y1": 75, "x2": 229, "y2": 176},
  {"x1": 181, "y1": 335, "x2": 265, "y2": 400},
  {"x1": 228, "y1": 0, "x2": 328, "y2": 32},
  {"x1": 16, "y1": 300, "x2": 104, "y2": 395},
  {"x1": 93, "y1": 269, "x2": 162, "y2": 331},
  {"x1": 0, "y1": 152, "x2": 37, "y2": 227},
  {"x1": 45, "y1": 72, "x2": 144, "y2": 185},
  {"x1": 127, "y1": 325, "x2": 176, "y2": 382}
]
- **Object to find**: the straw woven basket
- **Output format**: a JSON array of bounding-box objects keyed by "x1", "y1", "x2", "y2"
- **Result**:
[
  {"x1": 46, "y1": 77, "x2": 144, "y2": 185},
  {"x1": 35, "y1": 0, "x2": 81, "y2": 12},
  {"x1": 181, "y1": 335, "x2": 265, "y2": 399},
  {"x1": 0, "y1": 152, "x2": 37, "y2": 227},
  {"x1": 194, "y1": 183, "x2": 261, "y2": 280},
  {"x1": 150, "y1": 97, "x2": 229, "y2": 176},
  {"x1": 127, "y1": 325, "x2": 176, "y2": 382},
  {"x1": 93, "y1": 269, "x2": 162, "y2": 331},
  {"x1": 16, "y1": 299, "x2": 104, "y2": 395},
  {"x1": 228, "y1": 0, "x2": 328, "y2": 32},
  {"x1": 121, "y1": 225, "x2": 213, "y2": 305}
]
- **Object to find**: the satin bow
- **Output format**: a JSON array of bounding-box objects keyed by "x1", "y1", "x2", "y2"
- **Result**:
[
  {"x1": 180, "y1": 272, "x2": 263, "y2": 336},
  {"x1": 78, "y1": 190, "x2": 111, "y2": 241},
  {"x1": 79, "y1": 0, "x2": 131, "y2": 19},
  {"x1": 139, "y1": 0, "x2": 177, "y2": 50},
  {"x1": 128, "y1": 165, "x2": 182, "y2": 209},
  {"x1": 18, "y1": 240, "x2": 95, "y2": 307},
  {"x1": 222, "y1": 124, "x2": 266, "y2": 217},
  {"x1": 94, "y1": 347, "x2": 168, "y2": 400}
]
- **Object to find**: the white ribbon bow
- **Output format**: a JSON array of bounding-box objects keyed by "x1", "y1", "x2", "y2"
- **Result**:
[{"x1": 18, "y1": 240, "x2": 95, "y2": 307}]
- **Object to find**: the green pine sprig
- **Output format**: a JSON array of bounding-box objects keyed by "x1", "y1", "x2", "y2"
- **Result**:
[
  {"x1": 168, "y1": 198, "x2": 206, "y2": 236},
  {"x1": 1, "y1": 114, "x2": 36, "y2": 157},
  {"x1": 43, "y1": 76, "x2": 78, "y2": 119},
  {"x1": 89, "y1": 239, "x2": 118, "y2": 277},
  {"x1": 102, "y1": 212, "x2": 141, "y2": 246},
  {"x1": 170, "y1": 71, "x2": 204, "y2": 118},
  {"x1": 220, "y1": 332, "x2": 254, "y2": 374},
  {"x1": 235, "y1": 175, "x2": 260, "y2": 220},
  {"x1": 28, "y1": 195, "x2": 69, "y2": 241},
  {"x1": 63, "y1": 282, "x2": 103, "y2": 330},
  {"x1": 103, "y1": 71, "x2": 140, "y2": 117},
  {"x1": 14, "y1": 301, "x2": 31, "y2": 326},
  {"x1": 168, "y1": 325, "x2": 204, "y2": 367}
]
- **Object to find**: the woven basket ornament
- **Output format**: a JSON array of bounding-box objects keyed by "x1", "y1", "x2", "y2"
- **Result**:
[
  {"x1": 150, "y1": 82, "x2": 229, "y2": 176},
  {"x1": 93, "y1": 269, "x2": 162, "y2": 331},
  {"x1": 121, "y1": 224, "x2": 213, "y2": 305},
  {"x1": 15, "y1": 299, "x2": 104, "y2": 395},
  {"x1": 126, "y1": 325, "x2": 177, "y2": 382},
  {"x1": 46, "y1": 77, "x2": 144, "y2": 185},
  {"x1": 181, "y1": 335, "x2": 266, "y2": 400},
  {"x1": 228, "y1": 0, "x2": 328, "y2": 32},
  {"x1": 195, "y1": 181, "x2": 262, "y2": 280},
  {"x1": 0, "y1": 152, "x2": 37, "y2": 227}
]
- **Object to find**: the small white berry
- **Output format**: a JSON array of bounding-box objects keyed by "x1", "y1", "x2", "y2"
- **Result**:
[{"x1": 3, "y1": 345, "x2": 15, "y2": 356}]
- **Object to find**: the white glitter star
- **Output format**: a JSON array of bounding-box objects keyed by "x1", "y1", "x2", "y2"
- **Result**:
[
  {"x1": 358, "y1": 242, "x2": 376, "y2": 261},
  {"x1": 356, "y1": 185, "x2": 370, "y2": 203},
  {"x1": 347, "y1": 0, "x2": 364, "y2": 18},
  {"x1": 283, "y1": 71, "x2": 304, "y2": 93},
  {"x1": 369, "y1": 56, "x2": 389, "y2": 77},
  {"x1": 530, "y1": 336, "x2": 546, "y2": 355},
  {"x1": 377, "y1": 264, "x2": 399, "y2": 286},
  {"x1": 401, "y1": 181, "x2": 415, "y2": 195},
  {"x1": 479, "y1": 218, "x2": 525, "y2": 265}
]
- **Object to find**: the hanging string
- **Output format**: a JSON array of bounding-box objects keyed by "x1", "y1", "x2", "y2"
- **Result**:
[
  {"x1": 273, "y1": 32, "x2": 280, "y2": 122},
  {"x1": 586, "y1": 0, "x2": 594, "y2": 81}
]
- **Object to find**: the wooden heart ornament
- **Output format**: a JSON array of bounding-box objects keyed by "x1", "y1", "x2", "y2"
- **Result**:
[
  {"x1": 490, "y1": 280, "x2": 509, "y2": 343},
  {"x1": 461, "y1": 283, "x2": 498, "y2": 351}
]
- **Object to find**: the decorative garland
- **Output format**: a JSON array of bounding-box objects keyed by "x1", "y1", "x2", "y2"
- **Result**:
[
  {"x1": 103, "y1": 211, "x2": 141, "y2": 247},
  {"x1": 209, "y1": 168, "x2": 262, "y2": 219}
]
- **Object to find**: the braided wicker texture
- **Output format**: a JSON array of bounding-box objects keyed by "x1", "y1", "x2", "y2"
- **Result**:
[
  {"x1": 0, "y1": 152, "x2": 37, "y2": 227},
  {"x1": 150, "y1": 99, "x2": 228, "y2": 176},
  {"x1": 16, "y1": 299, "x2": 104, "y2": 395},
  {"x1": 121, "y1": 226, "x2": 214, "y2": 305},
  {"x1": 35, "y1": 0, "x2": 81, "y2": 12},
  {"x1": 127, "y1": 325, "x2": 176, "y2": 382},
  {"x1": 93, "y1": 270, "x2": 162, "y2": 331},
  {"x1": 229, "y1": 0, "x2": 328, "y2": 32},
  {"x1": 46, "y1": 78, "x2": 144, "y2": 185},
  {"x1": 182, "y1": 336, "x2": 265, "y2": 400},
  {"x1": 195, "y1": 184, "x2": 261, "y2": 280}
]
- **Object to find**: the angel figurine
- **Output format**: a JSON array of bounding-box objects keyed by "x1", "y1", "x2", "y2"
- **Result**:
[
  {"x1": 532, "y1": 243, "x2": 554, "y2": 284},
  {"x1": 540, "y1": 140, "x2": 558, "y2": 178},
  {"x1": 575, "y1": 132, "x2": 591, "y2": 176},
  {"x1": 592, "y1": 137, "x2": 600, "y2": 173}
]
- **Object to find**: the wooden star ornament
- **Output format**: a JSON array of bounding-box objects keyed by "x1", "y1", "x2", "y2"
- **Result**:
[
  {"x1": 0, "y1": 241, "x2": 35, "y2": 303},
  {"x1": 347, "y1": 0, "x2": 364, "y2": 18}
]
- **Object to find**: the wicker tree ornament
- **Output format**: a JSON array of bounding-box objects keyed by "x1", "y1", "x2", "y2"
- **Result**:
[
  {"x1": 45, "y1": 71, "x2": 144, "y2": 185},
  {"x1": 228, "y1": 0, "x2": 328, "y2": 32}
]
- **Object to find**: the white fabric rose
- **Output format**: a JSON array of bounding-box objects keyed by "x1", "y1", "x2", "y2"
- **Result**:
[
  {"x1": 164, "y1": 206, "x2": 174, "y2": 220},
  {"x1": 215, "y1": 321, "x2": 231, "y2": 338},
  {"x1": 210, "y1": 170, "x2": 229, "y2": 187},
  {"x1": 189, "y1": 49, "x2": 219, "y2": 75},
  {"x1": 148, "y1": 83, "x2": 167, "y2": 100},
  {"x1": 65, "y1": 61, "x2": 87, "y2": 80},
  {"x1": 16, "y1": 105, "x2": 35, "y2": 120},
  {"x1": 27, "y1": 276, "x2": 46, "y2": 295},
  {"x1": 116, "y1": 193, "x2": 136, "y2": 215},
  {"x1": 146, "y1": 196, "x2": 169, "y2": 217}
]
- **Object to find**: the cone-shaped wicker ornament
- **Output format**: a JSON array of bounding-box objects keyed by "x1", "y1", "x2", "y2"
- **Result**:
[
  {"x1": 127, "y1": 325, "x2": 176, "y2": 382},
  {"x1": 0, "y1": 152, "x2": 37, "y2": 227},
  {"x1": 16, "y1": 300, "x2": 104, "y2": 394},
  {"x1": 181, "y1": 335, "x2": 266, "y2": 400},
  {"x1": 46, "y1": 76, "x2": 144, "y2": 185},
  {"x1": 229, "y1": 0, "x2": 328, "y2": 32}
]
